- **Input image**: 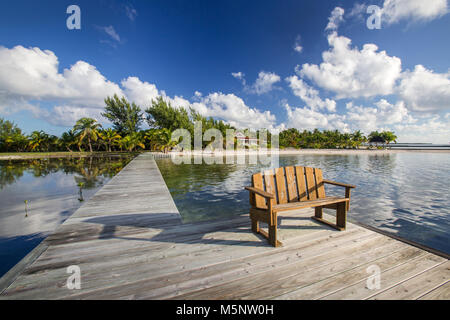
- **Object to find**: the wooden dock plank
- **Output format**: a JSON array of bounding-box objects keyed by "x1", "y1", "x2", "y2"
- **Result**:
[{"x1": 368, "y1": 261, "x2": 450, "y2": 300}]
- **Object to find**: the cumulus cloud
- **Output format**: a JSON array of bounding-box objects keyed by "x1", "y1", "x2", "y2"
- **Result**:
[
  {"x1": 345, "y1": 99, "x2": 416, "y2": 132},
  {"x1": 284, "y1": 103, "x2": 349, "y2": 132},
  {"x1": 393, "y1": 115, "x2": 450, "y2": 143},
  {"x1": 192, "y1": 92, "x2": 276, "y2": 129},
  {"x1": 326, "y1": 7, "x2": 345, "y2": 31},
  {"x1": 0, "y1": 45, "x2": 123, "y2": 108},
  {"x1": 299, "y1": 32, "x2": 402, "y2": 99},
  {"x1": 286, "y1": 76, "x2": 336, "y2": 112},
  {"x1": 250, "y1": 71, "x2": 281, "y2": 95},
  {"x1": 397, "y1": 65, "x2": 450, "y2": 112},
  {"x1": 381, "y1": 0, "x2": 448, "y2": 25},
  {"x1": 0, "y1": 45, "x2": 276, "y2": 130}
]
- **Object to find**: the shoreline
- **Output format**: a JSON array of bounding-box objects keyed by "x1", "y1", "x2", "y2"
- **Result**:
[
  {"x1": 165, "y1": 148, "x2": 450, "y2": 157},
  {"x1": 1, "y1": 148, "x2": 449, "y2": 160}
]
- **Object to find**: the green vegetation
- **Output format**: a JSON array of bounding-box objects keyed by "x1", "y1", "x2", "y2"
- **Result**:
[
  {"x1": 278, "y1": 128, "x2": 396, "y2": 149},
  {"x1": 0, "y1": 95, "x2": 397, "y2": 154}
]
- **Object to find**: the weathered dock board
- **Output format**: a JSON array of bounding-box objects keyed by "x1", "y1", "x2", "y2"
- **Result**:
[{"x1": 0, "y1": 153, "x2": 448, "y2": 300}]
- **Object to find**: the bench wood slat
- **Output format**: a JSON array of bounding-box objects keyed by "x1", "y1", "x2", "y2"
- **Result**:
[
  {"x1": 295, "y1": 166, "x2": 308, "y2": 201},
  {"x1": 285, "y1": 166, "x2": 298, "y2": 202},
  {"x1": 252, "y1": 173, "x2": 267, "y2": 209},
  {"x1": 275, "y1": 168, "x2": 288, "y2": 204},
  {"x1": 315, "y1": 168, "x2": 326, "y2": 199},
  {"x1": 305, "y1": 167, "x2": 317, "y2": 200}
]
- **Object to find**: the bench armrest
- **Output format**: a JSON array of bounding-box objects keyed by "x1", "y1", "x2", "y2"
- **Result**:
[
  {"x1": 323, "y1": 180, "x2": 356, "y2": 189},
  {"x1": 245, "y1": 186, "x2": 275, "y2": 199}
]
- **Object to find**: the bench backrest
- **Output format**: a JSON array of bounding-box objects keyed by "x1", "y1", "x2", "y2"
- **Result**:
[{"x1": 250, "y1": 166, "x2": 326, "y2": 208}]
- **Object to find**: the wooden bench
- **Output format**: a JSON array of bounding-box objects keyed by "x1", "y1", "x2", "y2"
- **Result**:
[{"x1": 245, "y1": 166, "x2": 356, "y2": 247}]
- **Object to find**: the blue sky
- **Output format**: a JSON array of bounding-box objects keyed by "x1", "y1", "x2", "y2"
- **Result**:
[{"x1": 0, "y1": 0, "x2": 449, "y2": 142}]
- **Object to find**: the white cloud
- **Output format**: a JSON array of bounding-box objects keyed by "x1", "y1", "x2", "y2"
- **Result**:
[
  {"x1": 0, "y1": 46, "x2": 123, "y2": 108},
  {"x1": 125, "y1": 4, "x2": 138, "y2": 21},
  {"x1": 121, "y1": 76, "x2": 159, "y2": 107},
  {"x1": 326, "y1": 7, "x2": 345, "y2": 31},
  {"x1": 393, "y1": 115, "x2": 450, "y2": 143},
  {"x1": 283, "y1": 103, "x2": 349, "y2": 132},
  {"x1": 45, "y1": 106, "x2": 105, "y2": 127},
  {"x1": 347, "y1": 3, "x2": 367, "y2": 20},
  {"x1": 191, "y1": 92, "x2": 276, "y2": 129},
  {"x1": 98, "y1": 26, "x2": 121, "y2": 42},
  {"x1": 345, "y1": 99, "x2": 415, "y2": 133},
  {"x1": 299, "y1": 32, "x2": 402, "y2": 99},
  {"x1": 398, "y1": 65, "x2": 450, "y2": 112},
  {"x1": 286, "y1": 76, "x2": 336, "y2": 112},
  {"x1": 251, "y1": 71, "x2": 281, "y2": 95},
  {"x1": 231, "y1": 72, "x2": 244, "y2": 80},
  {"x1": 293, "y1": 35, "x2": 303, "y2": 53},
  {"x1": 381, "y1": 0, "x2": 448, "y2": 25},
  {"x1": 231, "y1": 71, "x2": 246, "y2": 86}
]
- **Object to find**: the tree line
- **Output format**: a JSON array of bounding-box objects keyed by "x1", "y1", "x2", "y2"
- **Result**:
[
  {"x1": 278, "y1": 128, "x2": 397, "y2": 149},
  {"x1": 0, "y1": 94, "x2": 397, "y2": 153}
]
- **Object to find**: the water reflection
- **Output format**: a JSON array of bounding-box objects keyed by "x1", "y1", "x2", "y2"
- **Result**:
[
  {"x1": 0, "y1": 154, "x2": 135, "y2": 277},
  {"x1": 157, "y1": 153, "x2": 450, "y2": 254}
]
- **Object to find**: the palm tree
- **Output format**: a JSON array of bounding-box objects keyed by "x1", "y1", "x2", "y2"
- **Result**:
[
  {"x1": 381, "y1": 131, "x2": 397, "y2": 146},
  {"x1": 59, "y1": 131, "x2": 77, "y2": 152},
  {"x1": 73, "y1": 118, "x2": 102, "y2": 153},
  {"x1": 120, "y1": 132, "x2": 145, "y2": 152},
  {"x1": 28, "y1": 131, "x2": 50, "y2": 152},
  {"x1": 351, "y1": 130, "x2": 366, "y2": 149},
  {"x1": 99, "y1": 128, "x2": 122, "y2": 152}
]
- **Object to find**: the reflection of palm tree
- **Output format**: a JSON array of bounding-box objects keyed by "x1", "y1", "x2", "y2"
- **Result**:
[{"x1": 73, "y1": 118, "x2": 102, "y2": 153}]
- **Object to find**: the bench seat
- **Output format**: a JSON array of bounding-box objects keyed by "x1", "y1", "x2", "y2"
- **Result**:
[{"x1": 272, "y1": 197, "x2": 349, "y2": 212}]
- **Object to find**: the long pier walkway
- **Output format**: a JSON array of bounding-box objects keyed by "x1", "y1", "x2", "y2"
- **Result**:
[{"x1": 0, "y1": 153, "x2": 448, "y2": 299}]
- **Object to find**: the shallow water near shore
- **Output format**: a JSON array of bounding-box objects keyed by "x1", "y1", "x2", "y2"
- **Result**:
[
  {"x1": 0, "y1": 155, "x2": 135, "y2": 277},
  {"x1": 156, "y1": 152, "x2": 450, "y2": 255}
]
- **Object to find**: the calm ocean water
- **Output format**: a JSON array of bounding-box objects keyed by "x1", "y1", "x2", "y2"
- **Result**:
[
  {"x1": 0, "y1": 155, "x2": 134, "y2": 277},
  {"x1": 156, "y1": 153, "x2": 450, "y2": 254}
]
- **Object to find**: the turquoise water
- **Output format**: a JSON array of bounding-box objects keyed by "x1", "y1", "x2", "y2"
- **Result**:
[
  {"x1": 156, "y1": 153, "x2": 450, "y2": 254},
  {"x1": 0, "y1": 155, "x2": 135, "y2": 277}
]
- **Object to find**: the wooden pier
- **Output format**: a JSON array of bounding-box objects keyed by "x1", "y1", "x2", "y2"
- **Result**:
[{"x1": 0, "y1": 153, "x2": 448, "y2": 300}]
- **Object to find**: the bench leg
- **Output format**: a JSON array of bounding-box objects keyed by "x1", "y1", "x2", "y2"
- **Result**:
[
  {"x1": 336, "y1": 201, "x2": 347, "y2": 230},
  {"x1": 251, "y1": 219, "x2": 259, "y2": 233},
  {"x1": 311, "y1": 202, "x2": 347, "y2": 231},
  {"x1": 269, "y1": 225, "x2": 278, "y2": 247},
  {"x1": 315, "y1": 207, "x2": 323, "y2": 219}
]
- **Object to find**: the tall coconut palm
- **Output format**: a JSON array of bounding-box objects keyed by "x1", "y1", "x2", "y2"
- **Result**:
[
  {"x1": 99, "y1": 128, "x2": 122, "y2": 152},
  {"x1": 73, "y1": 118, "x2": 102, "y2": 153}
]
